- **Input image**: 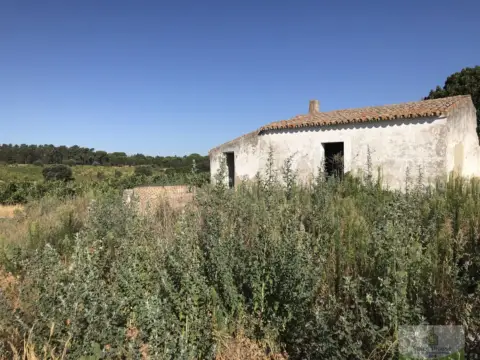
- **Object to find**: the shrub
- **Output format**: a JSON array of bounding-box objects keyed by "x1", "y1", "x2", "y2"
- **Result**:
[
  {"x1": 2, "y1": 163, "x2": 480, "y2": 358},
  {"x1": 134, "y1": 165, "x2": 153, "y2": 177},
  {"x1": 0, "y1": 194, "x2": 91, "y2": 272},
  {"x1": 42, "y1": 164, "x2": 73, "y2": 182},
  {"x1": 187, "y1": 160, "x2": 210, "y2": 189},
  {"x1": 32, "y1": 160, "x2": 43, "y2": 167},
  {"x1": 62, "y1": 159, "x2": 76, "y2": 166}
]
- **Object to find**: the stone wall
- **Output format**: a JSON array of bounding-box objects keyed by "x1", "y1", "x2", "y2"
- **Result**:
[{"x1": 123, "y1": 185, "x2": 194, "y2": 212}]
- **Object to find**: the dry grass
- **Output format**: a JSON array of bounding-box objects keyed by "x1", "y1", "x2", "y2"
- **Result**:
[
  {"x1": 0, "y1": 196, "x2": 90, "y2": 248},
  {"x1": 0, "y1": 268, "x2": 23, "y2": 360},
  {"x1": 1, "y1": 327, "x2": 70, "y2": 360},
  {"x1": 1, "y1": 331, "x2": 286, "y2": 360},
  {"x1": 0, "y1": 197, "x2": 91, "y2": 358},
  {"x1": 0, "y1": 268, "x2": 19, "y2": 311},
  {"x1": 216, "y1": 334, "x2": 288, "y2": 360},
  {"x1": 0, "y1": 205, "x2": 24, "y2": 218}
]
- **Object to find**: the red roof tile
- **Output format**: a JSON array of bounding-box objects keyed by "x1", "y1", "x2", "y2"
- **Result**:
[
  {"x1": 260, "y1": 95, "x2": 472, "y2": 132},
  {"x1": 209, "y1": 95, "x2": 473, "y2": 155}
]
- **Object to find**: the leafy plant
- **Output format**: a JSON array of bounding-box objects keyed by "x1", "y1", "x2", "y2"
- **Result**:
[
  {"x1": 42, "y1": 164, "x2": 74, "y2": 182},
  {"x1": 134, "y1": 165, "x2": 153, "y2": 177},
  {"x1": 62, "y1": 159, "x2": 76, "y2": 167},
  {"x1": 2, "y1": 157, "x2": 480, "y2": 359}
]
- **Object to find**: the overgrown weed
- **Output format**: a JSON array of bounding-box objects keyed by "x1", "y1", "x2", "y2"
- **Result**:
[{"x1": 1, "y1": 160, "x2": 479, "y2": 358}]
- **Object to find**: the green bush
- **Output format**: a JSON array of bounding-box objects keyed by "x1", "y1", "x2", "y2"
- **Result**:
[
  {"x1": 62, "y1": 159, "x2": 76, "y2": 166},
  {"x1": 33, "y1": 159, "x2": 43, "y2": 166},
  {"x1": 0, "y1": 180, "x2": 85, "y2": 205},
  {"x1": 134, "y1": 165, "x2": 153, "y2": 177},
  {"x1": 42, "y1": 164, "x2": 74, "y2": 182},
  {"x1": 0, "y1": 164, "x2": 208, "y2": 206},
  {"x1": 2, "y1": 161, "x2": 480, "y2": 358}
]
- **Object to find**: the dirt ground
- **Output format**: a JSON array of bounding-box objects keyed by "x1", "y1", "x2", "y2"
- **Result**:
[{"x1": 0, "y1": 205, "x2": 23, "y2": 218}]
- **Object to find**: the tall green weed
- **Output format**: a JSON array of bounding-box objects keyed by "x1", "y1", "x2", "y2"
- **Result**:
[{"x1": 1, "y1": 162, "x2": 479, "y2": 358}]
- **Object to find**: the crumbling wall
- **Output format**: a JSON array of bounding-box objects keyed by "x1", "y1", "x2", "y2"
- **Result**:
[
  {"x1": 446, "y1": 99, "x2": 480, "y2": 177},
  {"x1": 123, "y1": 185, "x2": 194, "y2": 212},
  {"x1": 210, "y1": 116, "x2": 449, "y2": 190}
]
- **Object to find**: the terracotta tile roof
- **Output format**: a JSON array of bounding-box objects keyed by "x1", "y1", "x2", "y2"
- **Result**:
[
  {"x1": 260, "y1": 95, "x2": 472, "y2": 132},
  {"x1": 209, "y1": 95, "x2": 473, "y2": 154}
]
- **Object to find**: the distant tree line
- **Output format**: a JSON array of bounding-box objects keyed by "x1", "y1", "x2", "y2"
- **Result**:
[{"x1": 0, "y1": 144, "x2": 209, "y2": 172}]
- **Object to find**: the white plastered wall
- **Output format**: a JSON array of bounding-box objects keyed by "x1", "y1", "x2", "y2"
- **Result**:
[
  {"x1": 446, "y1": 101, "x2": 480, "y2": 177},
  {"x1": 210, "y1": 116, "x2": 449, "y2": 190}
]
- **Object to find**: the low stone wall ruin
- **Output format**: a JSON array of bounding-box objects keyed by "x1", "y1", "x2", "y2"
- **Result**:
[{"x1": 123, "y1": 185, "x2": 194, "y2": 212}]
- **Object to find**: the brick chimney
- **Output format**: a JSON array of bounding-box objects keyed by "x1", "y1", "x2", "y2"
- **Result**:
[{"x1": 309, "y1": 100, "x2": 320, "y2": 114}]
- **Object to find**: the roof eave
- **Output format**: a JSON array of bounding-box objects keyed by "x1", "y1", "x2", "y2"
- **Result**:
[{"x1": 209, "y1": 129, "x2": 260, "y2": 156}]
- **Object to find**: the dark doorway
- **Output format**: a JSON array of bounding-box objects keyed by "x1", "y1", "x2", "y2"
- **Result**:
[
  {"x1": 323, "y1": 142, "x2": 344, "y2": 178},
  {"x1": 225, "y1": 152, "x2": 235, "y2": 188}
]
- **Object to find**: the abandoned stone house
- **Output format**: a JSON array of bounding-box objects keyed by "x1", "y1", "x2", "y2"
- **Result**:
[{"x1": 209, "y1": 95, "x2": 479, "y2": 190}]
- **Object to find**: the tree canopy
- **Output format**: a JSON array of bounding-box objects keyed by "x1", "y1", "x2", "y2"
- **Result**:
[
  {"x1": 425, "y1": 66, "x2": 480, "y2": 131},
  {"x1": 42, "y1": 164, "x2": 74, "y2": 182},
  {"x1": 134, "y1": 165, "x2": 153, "y2": 177},
  {"x1": 0, "y1": 144, "x2": 210, "y2": 172}
]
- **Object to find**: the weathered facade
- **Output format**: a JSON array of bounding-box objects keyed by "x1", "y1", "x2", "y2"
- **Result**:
[{"x1": 209, "y1": 95, "x2": 479, "y2": 190}]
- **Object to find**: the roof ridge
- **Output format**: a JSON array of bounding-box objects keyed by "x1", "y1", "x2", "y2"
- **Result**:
[{"x1": 320, "y1": 94, "x2": 469, "y2": 113}]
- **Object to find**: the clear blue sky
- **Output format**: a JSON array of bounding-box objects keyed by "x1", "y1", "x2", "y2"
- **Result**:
[{"x1": 1, "y1": 0, "x2": 479, "y2": 156}]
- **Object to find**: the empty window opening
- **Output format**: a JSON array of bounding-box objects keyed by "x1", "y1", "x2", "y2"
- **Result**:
[
  {"x1": 323, "y1": 142, "x2": 344, "y2": 178},
  {"x1": 225, "y1": 152, "x2": 235, "y2": 188}
]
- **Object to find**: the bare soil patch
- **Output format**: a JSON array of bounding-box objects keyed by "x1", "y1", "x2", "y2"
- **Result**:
[
  {"x1": 216, "y1": 334, "x2": 288, "y2": 360},
  {"x1": 0, "y1": 205, "x2": 23, "y2": 218}
]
